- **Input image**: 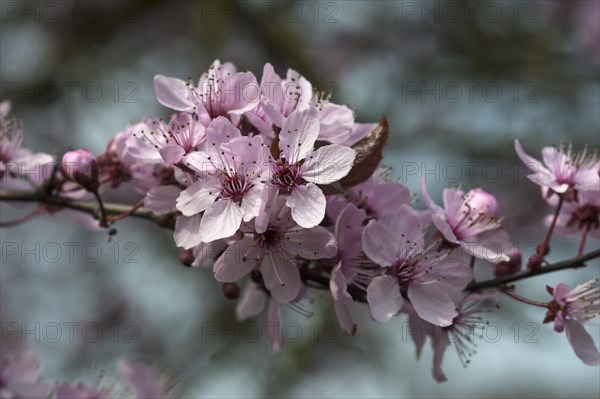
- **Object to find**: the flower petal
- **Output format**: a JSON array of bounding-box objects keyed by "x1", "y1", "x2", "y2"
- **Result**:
[
  {"x1": 236, "y1": 282, "x2": 266, "y2": 321},
  {"x1": 176, "y1": 179, "x2": 218, "y2": 216},
  {"x1": 158, "y1": 145, "x2": 185, "y2": 164},
  {"x1": 214, "y1": 237, "x2": 258, "y2": 282},
  {"x1": 199, "y1": 200, "x2": 243, "y2": 242},
  {"x1": 362, "y1": 220, "x2": 399, "y2": 266},
  {"x1": 173, "y1": 214, "x2": 202, "y2": 249},
  {"x1": 279, "y1": 107, "x2": 319, "y2": 163},
  {"x1": 565, "y1": 319, "x2": 600, "y2": 365},
  {"x1": 266, "y1": 298, "x2": 283, "y2": 352},
  {"x1": 367, "y1": 275, "x2": 403, "y2": 322},
  {"x1": 302, "y1": 144, "x2": 356, "y2": 185},
  {"x1": 286, "y1": 183, "x2": 326, "y2": 228},
  {"x1": 154, "y1": 74, "x2": 194, "y2": 111},
  {"x1": 260, "y1": 252, "x2": 302, "y2": 303},
  {"x1": 408, "y1": 284, "x2": 457, "y2": 327},
  {"x1": 144, "y1": 185, "x2": 180, "y2": 213}
]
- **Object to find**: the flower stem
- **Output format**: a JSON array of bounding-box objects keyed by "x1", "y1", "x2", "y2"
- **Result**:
[
  {"x1": 500, "y1": 286, "x2": 549, "y2": 308},
  {"x1": 92, "y1": 190, "x2": 108, "y2": 227},
  {"x1": 0, "y1": 205, "x2": 47, "y2": 227},
  {"x1": 578, "y1": 223, "x2": 589, "y2": 256},
  {"x1": 537, "y1": 196, "x2": 564, "y2": 257},
  {"x1": 109, "y1": 199, "x2": 145, "y2": 224}
]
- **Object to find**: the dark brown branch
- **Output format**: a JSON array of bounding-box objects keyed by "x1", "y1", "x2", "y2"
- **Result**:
[
  {"x1": 0, "y1": 190, "x2": 175, "y2": 229},
  {"x1": 467, "y1": 249, "x2": 600, "y2": 291},
  {"x1": 2, "y1": 189, "x2": 598, "y2": 297}
]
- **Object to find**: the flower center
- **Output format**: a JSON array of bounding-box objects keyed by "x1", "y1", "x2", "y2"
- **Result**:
[
  {"x1": 271, "y1": 159, "x2": 302, "y2": 191},
  {"x1": 220, "y1": 173, "x2": 250, "y2": 203},
  {"x1": 257, "y1": 228, "x2": 284, "y2": 250}
]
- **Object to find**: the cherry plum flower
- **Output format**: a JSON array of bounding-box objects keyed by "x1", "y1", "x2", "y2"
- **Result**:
[
  {"x1": 213, "y1": 196, "x2": 337, "y2": 303},
  {"x1": 0, "y1": 100, "x2": 54, "y2": 190},
  {"x1": 363, "y1": 204, "x2": 472, "y2": 326},
  {"x1": 0, "y1": 349, "x2": 55, "y2": 399},
  {"x1": 404, "y1": 291, "x2": 499, "y2": 383},
  {"x1": 515, "y1": 139, "x2": 599, "y2": 197},
  {"x1": 126, "y1": 113, "x2": 205, "y2": 165},
  {"x1": 154, "y1": 60, "x2": 259, "y2": 124},
  {"x1": 421, "y1": 182, "x2": 511, "y2": 263},
  {"x1": 268, "y1": 107, "x2": 356, "y2": 228},
  {"x1": 545, "y1": 190, "x2": 600, "y2": 241},
  {"x1": 329, "y1": 202, "x2": 374, "y2": 335},
  {"x1": 544, "y1": 278, "x2": 600, "y2": 365},
  {"x1": 175, "y1": 117, "x2": 266, "y2": 243}
]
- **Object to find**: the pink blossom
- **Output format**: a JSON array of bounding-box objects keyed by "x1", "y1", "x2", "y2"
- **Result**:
[
  {"x1": 154, "y1": 60, "x2": 259, "y2": 121},
  {"x1": 327, "y1": 168, "x2": 413, "y2": 225},
  {"x1": 175, "y1": 117, "x2": 266, "y2": 242},
  {"x1": 62, "y1": 149, "x2": 100, "y2": 192},
  {"x1": 404, "y1": 291, "x2": 499, "y2": 383},
  {"x1": 545, "y1": 278, "x2": 600, "y2": 365},
  {"x1": 126, "y1": 113, "x2": 205, "y2": 165},
  {"x1": 0, "y1": 102, "x2": 54, "y2": 190},
  {"x1": 545, "y1": 190, "x2": 600, "y2": 240},
  {"x1": 329, "y1": 203, "x2": 373, "y2": 335},
  {"x1": 363, "y1": 204, "x2": 472, "y2": 326},
  {"x1": 421, "y1": 182, "x2": 512, "y2": 263},
  {"x1": 117, "y1": 360, "x2": 171, "y2": 399},
  {"x1": 515, "y1": 139, "x2": 599, "y2": 196},
  {"x1": 213, "y1": 196, "x2": 337, "y2": 303},
  {"x1": 0, "y1": 350, "x2": 55, "y2": 399},
  {"x1": 268, "y1": 107, "x2": 356, "y2": 228}
]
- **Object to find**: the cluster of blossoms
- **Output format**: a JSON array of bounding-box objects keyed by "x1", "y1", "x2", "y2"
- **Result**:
[
  {"x1": 1, "y1": 60, "x2": 599, "y2": 383},
  {"x1": 0, "y1": 344, "x2": 174, "y2": 399}
]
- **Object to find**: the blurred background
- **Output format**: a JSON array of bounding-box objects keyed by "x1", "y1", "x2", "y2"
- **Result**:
[{"x1": 1, "y1": 0, "x2": 599, "y2": 397}]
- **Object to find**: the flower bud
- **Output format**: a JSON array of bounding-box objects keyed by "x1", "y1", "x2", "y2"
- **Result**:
[
  {"x1": 466, "y1": 188, "x2": 499, "y2": 218},
  {"x1": 179, "y1": 249, "x2": 194, "y2": 267},
  {"x1": 494, "y1": 248, "x2": 522, "y2": 277},
  {"x1": 222, "y1": 282, "x2": 240, "y2": 300},
  {"x1": 62, "y1": 149, "x2": 99, "y2": 191}
]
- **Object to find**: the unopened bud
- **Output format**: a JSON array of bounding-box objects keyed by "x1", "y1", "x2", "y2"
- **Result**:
[
  {"x1": 465, "y1": 188, "x2": 499, "y2": 218},
  {"x1": 222, "y1": 282, "x2": 240, "y2": 300},
  {"x1": 62, "y1": 149, "x2": 99, "y2": 191},
  {"x1": 495, "y1": 248, "x2": 522, "y2": 277},
  {"x1": 179, "y1": 249, "x2": 194, "y2": 267}
]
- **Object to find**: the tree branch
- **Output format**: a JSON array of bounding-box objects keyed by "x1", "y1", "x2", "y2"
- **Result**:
[
  {"x1": 2, "y1": 189, "x2": 598, "y2": 297},
  {"x1": 0, "y1": 189, "x2": 175, "y2": 229},
  {"x1": 467, "y1": 249, "x2": 600, "y2": 291}
]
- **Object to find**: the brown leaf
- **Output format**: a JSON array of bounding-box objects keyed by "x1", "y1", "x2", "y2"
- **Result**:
[{"x1": 320, "y1": 115, "x2": 389, "y2": 195}]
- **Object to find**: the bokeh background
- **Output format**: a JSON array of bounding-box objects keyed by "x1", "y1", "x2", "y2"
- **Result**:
[{"x1": 1, "y1": 0, "x2": 599, "y2": 397}]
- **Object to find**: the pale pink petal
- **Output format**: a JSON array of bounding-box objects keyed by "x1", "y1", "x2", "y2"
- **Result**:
[
  {"x1": 362, "y1": 220, "x2": 399, "y2": 266},
  {"x1": 260, "y1": 252, "x2": 302, "y2": 303},
  {"x1": 266, "y1": 298, "x2": 283, "y2": 352},
  {"x1": 173, "y1": 214, "x2": 202, "y2": 249},
  {"x1": 260, "y1": 63, "x2": 283, "y2": 106},
  {"x1": 565, "y1": 319, "x2": 600, "y2": 365},
  {"x1": 240, "y1": 184, "x2": 265, "y2": 222},
  {"x1": 213, "y1": 237, "x2": 258, "y2": 282},
  {"x1": 316, "y1": 103, "x2": 354, "y2": 143},
  {"x1": 224, "y1": 72, "x2": 260, "y2": 115},
  {"x1": 367, "y1": 275, "x2": 403, "y2": 322},
  {"x1": 370, "y1": 182, "x2": 412, "y2": 220},
  {"x1": 330, "y1": 262, "x2": 353, "y2": 302},
  {"x1": 285, "y1": 226, "x2": 338, "y2": 259},
  {"x1": 302, "y1": 144, "x2": 356, "y2": 185},
  {"x1": 261, "y1": 95, "x2": 286, "y2": 127},
  {"x1": 421, "y1": 181, "x2": 459, "y2": 244},
  {"x1": 461, "y1": 229, "x2": 511, "y2": 263},
  {"x1": 286, "y1": 183, "x2": 326, "y2": 228},
  {"x1": 342, "y1": 122, "x2": 377, "y2": 146},
  {"x1": 176, "y1": 180, "x2": 218, "y2": 216},
  {"x1": 118, "y1": 360, "x2": 165, "y2": 399},
  {"x1": 408, "y1": 284, "x2": 457, "y2": 327},
  {"x1": 154, "y1": 74, "x2": 194, "y2": 112},
  {"x1": 236, "y1": 282, "x2": 266, "y2": 321},
  {"x1": 279, "y1": 107, "x2": 319, "y2": 163},
  {"x1": 158, "y1": 145, "x2": 185, "y2": 164},
  {"x1": 431, "y1": 332, "x2": 450, "y2": 383},
  {"x1": 199, "y1": 200, "x2": 243, "y2": 242},
  {"x1": 144, "y1": 185, "x2": 180, "y2": 213},
  {"x1": 334, "y1": 301, "x2": 357, "y2": 335},
  {"x1": 514, "y1": 139, "x2": 546, "y2": 174}
]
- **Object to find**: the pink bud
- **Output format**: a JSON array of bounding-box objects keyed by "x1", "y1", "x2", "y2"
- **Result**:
[
  {"x1": 62, "y1": 149, "x2": 99, "y2": 191},
  {"x1": 466, "y1": 188, "x2": 499, "y2": 218},
  {"x1": 494, "y1": 247, "x2": 522, "y2": 277}
]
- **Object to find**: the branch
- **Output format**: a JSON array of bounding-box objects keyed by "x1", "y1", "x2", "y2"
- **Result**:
[
  {"x1": 467, "y1": 249, "x2": 600, "y2": 291},
  {"x1": 0, "y1": 189, "x2": 175, "y2": 229},
  {"x1": 2, "y1": 189, "x2": 598, "y2": 297}
]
